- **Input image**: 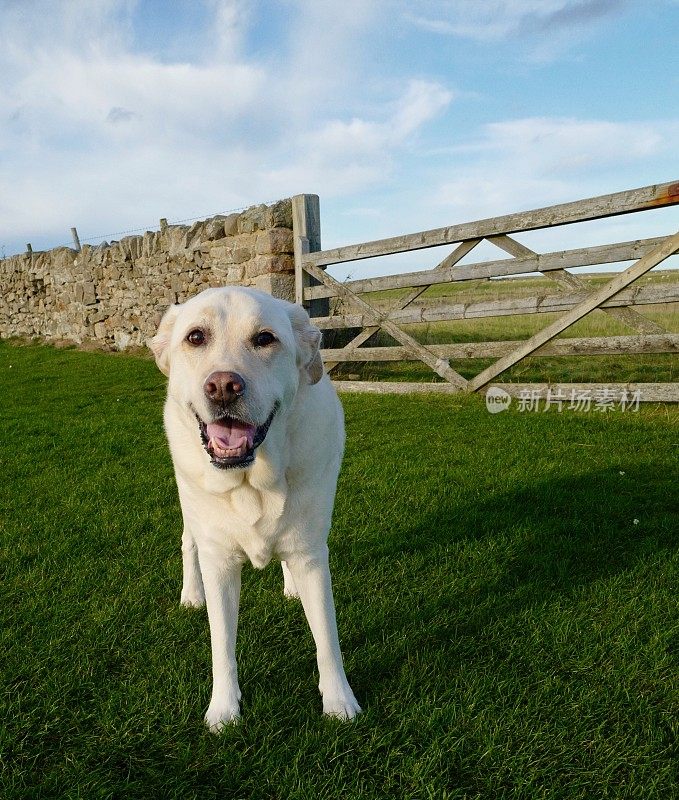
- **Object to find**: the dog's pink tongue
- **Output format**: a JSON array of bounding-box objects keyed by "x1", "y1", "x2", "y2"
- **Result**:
[{"x1": 206, "y1": 419, "x2": 256, "y2": 449}]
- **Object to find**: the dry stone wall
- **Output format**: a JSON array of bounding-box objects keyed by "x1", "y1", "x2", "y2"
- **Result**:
[{"x1": 0, "y1": 199, "x2": 295, "y2": 350}]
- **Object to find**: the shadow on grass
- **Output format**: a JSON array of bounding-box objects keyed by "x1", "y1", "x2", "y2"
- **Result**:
[{"x1": 339, "y1": 464, "x2": 677, "y2": 697}]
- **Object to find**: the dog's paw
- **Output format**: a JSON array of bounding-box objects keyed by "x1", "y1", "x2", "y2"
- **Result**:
[
  {"x1": 321, "y1": 686, "x2": 362, "y2": 720},
  {"x1": 205, "y1": 699, "x2": 241, "y2": 732},
  {"x1": 180, "y1": 588, "x2": 205, "y2": 608}
]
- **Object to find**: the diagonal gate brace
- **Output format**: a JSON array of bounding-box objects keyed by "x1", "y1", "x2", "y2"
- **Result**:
[
  {"x1": 303, "y1": 261, "x2": 469, "y2": 389},
  {"x1": 467, "y1": 229, "x2": 679, "y2": 392},
  {"x1": 322, "y1": 238, "x2": 482, "y2": 372}
]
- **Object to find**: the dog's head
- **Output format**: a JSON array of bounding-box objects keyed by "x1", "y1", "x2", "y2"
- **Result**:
[{"x1": 149, "y1": 287, "x2": 323, "y2": 470}]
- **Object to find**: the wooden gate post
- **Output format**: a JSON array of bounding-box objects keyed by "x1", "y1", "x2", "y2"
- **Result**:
[{"x1": 292, "y1": 194, "x2": 328, "y2": 318}]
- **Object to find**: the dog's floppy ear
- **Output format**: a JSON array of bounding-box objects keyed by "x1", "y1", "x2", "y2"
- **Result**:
[
  {"x1": 148, "y1": 304, "x2": 181, "y2": 377},
  {"x1": 287, "y1": 303, "x2": 324, "y2": 385}
]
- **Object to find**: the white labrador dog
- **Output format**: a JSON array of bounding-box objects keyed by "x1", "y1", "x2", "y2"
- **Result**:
[{"x1": 149, "y1": 286, "x2": 360, "y2": 730}]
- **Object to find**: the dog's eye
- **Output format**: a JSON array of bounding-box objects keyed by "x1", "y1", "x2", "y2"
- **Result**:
[
  {"x1": 253, "y1": 331, "x2": 276, "y2": 348},
  {"x1": 186, "y1": 329, "x2": 206, "y2": 346}
]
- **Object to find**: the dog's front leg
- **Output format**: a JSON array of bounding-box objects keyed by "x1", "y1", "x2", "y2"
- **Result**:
[
  {"x1": 281, "y1": 560, "x2": 300, "y2": 598},
  {"x1": 180, "y1": 528, "x2": 205, "y2": 608},
  {"x1": 285, "y1": 549, "x2": 361, "y2": 720},
  {"x1": 199, "y1": 551, "x2": 243, "y2": 731}
]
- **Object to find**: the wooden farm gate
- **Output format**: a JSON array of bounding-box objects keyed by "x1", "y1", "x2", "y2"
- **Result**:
[{"x1": 291, "y1": 181, "x2": 679, "y2": 401}]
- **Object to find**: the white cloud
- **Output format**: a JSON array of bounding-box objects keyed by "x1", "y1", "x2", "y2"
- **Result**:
[
  {"x1": 0, "y1": 0, "x2": 455, "y2": 249},
  {"x1": 275, "y1": 0, "x2": 388, "y2": 119},
  {"x1": 261, "y1": 80, "x2": 453, "y2": 197},
  {"x1": 210, "y1": 0, "x2": 249, "y2": 56},
  {"x1": 5, "y1": 48, "x2": 265, "y2": 137},
  {"x1": 407, "y1": 0, "x2": 627, "y2": 41},
  {"x1": 313, "y1": 81, "x2": 452, "y2": 155},
  {"x1": 391, "y1": 80, "x2": 454, "y2": 139},
  {"x1": 435, "y1": 117, "x2": 675, "y2": 217},
  {"x1": 468, "y1": 117, "x2": 665, "y2": 173}
]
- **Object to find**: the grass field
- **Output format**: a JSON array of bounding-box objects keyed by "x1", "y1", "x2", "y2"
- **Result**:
[
  {"x1": 1, "y1": 340, "x2": 678, "y2": 799},
  {"x1": 328, "y1": 271, "x2": 678, "y2": 383}
]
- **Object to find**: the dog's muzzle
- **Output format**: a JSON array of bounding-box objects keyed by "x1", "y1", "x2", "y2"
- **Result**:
[{"x1": 196, "y1": 405, "x2": 278, "y2": 469}]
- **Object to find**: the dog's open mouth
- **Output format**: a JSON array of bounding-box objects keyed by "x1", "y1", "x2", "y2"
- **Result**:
[{"x1": 197, "y1": 406, "x2": 277, "y2": 469}]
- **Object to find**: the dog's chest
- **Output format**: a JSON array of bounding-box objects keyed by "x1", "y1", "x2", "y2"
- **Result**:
[{"x1": 216, "y1": 481, "x2": 286, "y2": 569}]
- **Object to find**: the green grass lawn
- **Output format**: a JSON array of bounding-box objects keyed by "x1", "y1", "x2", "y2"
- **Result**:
[{"x1": 1, "y1": 340, "x2": 678, "y2": 799}]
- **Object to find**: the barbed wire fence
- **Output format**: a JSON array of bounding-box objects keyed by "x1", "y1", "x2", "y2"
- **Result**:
[{"x1": 1, "y1": 198, "x2": 283, "y2": 259}]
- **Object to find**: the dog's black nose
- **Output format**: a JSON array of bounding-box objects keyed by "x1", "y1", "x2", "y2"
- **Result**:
[{"x1": 204, "y1": 371, "x2": 246, "y2": 404}]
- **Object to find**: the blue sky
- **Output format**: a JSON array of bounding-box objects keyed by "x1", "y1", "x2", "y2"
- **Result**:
[{"x1": 1, "y1": 0, "x2": 678, "y2": 277}]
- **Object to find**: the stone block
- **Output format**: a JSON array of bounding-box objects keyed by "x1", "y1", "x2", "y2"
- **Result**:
[
  {"x1": 245, "y1": 254, "x2": 295, "y2": 278},
  {"x1": 119, "y1": 236, "x2": 142, "y2": 261},
  {"x1": 232, "y1": 247, "x2": 252, "y2": 264},
  {"x1": 255, "y1": 228, "x2": 294, "y2": 255},
  {"x1": 223, "y1": 214, "x2": 240, "y2": 237},
  {"x1": 253, "y1": 273, "x2": 296, "y2": 301},
  {"x1": 237, "y1": 205, "x2": 267, "y2": 234},
  {"x1": 167, "y1": 225, "x2": 190, "y2": 256},
  {"x1": 83, "y1": 282, "x2": 97, "y2": 305},
  {"x1": 208, "y1": 244, "x2": 234, "y2": 263},
  {"x1": 142, "y1": 231, "x2": 156, "y2": 258},
  {"x1": 185, "y1": 221, "x2": 204, "y2": 249},
  {"x1": 266, "y1": 199, "x2": 293, "y2": 229},
  {"x1": 204, "y1": 217, "x2": 225, "y2": 240}
]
